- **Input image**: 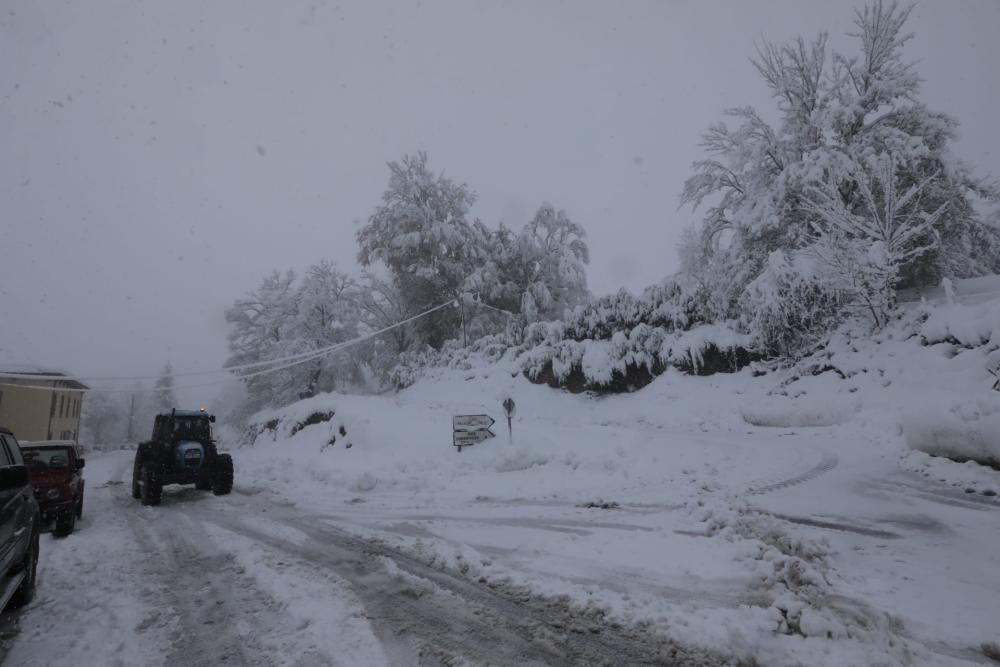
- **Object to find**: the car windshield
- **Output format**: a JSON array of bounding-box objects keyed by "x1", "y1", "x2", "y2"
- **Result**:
[{"x1": 22, "y1": 447, "x2": 73, "y2": 469}]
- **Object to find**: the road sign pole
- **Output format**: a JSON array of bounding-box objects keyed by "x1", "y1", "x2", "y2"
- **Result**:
[{"x1": 502, "y1": 398, "x2": 515, "y2": 445}]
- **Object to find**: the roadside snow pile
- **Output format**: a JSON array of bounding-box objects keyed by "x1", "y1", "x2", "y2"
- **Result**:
[
  {"x1": 920, "y1": 302, "x2": 1000, "y2": 347},
  {"x1": 686, "y1": 492, "x2": 921, "y2": 665},
  {"x1": 740, "y1": 400, "x2": 858, "y2": 428},
  {"x1": 229, "y1": 368, "x2": 696, "y2": 504},
  {"x1": 900, "y1": 449, "x2": 1000, "y2": 496},
  {"x1": 688, "y1": 493, "x2": 837, "y2": 637},
  {"x1": 242, "y1": 394, "x2": 352, "y2": 450},
  {"x1": 903, "y1": 399, "x2": 1000, "y2": 469}
]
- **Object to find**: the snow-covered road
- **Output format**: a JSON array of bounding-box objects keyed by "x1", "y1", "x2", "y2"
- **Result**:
[{"x1": 1, "y1": 450, "x2": 727, "y2": 667}]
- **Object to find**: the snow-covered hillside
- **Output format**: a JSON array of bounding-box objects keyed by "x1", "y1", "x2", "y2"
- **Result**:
[{"x1": 224, "y1": 295, "x2": 1000, "y2": 667}]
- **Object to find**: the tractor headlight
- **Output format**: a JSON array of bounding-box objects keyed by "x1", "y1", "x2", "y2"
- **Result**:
[{"x1": 45, "y1": 488, "x2": 61, "y2": 500}]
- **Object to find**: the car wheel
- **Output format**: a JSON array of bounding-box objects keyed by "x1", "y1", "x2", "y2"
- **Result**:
[
  {"x1": 9, "y1": 528, "x2": 39, "y2": 608},
  {"x1": 54, "y1": 509, "x2": 76, "y2": 537}
]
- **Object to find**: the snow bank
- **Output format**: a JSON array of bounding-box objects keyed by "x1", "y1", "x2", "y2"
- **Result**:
[
  {"x1": 244, "y1": 393, "x2": 352, "y2": 449},
  {"x1": 920, "y1": 303, "x2": 1000, "y2": 347},
  {"x1": 684, "y1": 491, "x2": 921, "y2": 658},
  {"x1": 903, "y1": 399, "x2": 1000, "y2": 467},
  {"x1": 741, "y1": 401, "x2": 858, "y2": 428}
]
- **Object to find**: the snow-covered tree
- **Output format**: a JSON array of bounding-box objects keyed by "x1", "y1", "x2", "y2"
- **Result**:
[
  {"x1": 276, "y1": 261, "x2": 364, "y2": 400},
  {"x1": 153, "y1": 361, "x2": 176, "y2": 411},
  {"x1": 681, "y1": 0, "x2": 998, "y2": 337},
  {"x1": 740, "y1": 250, "x2": 845, "y2": 356},
  {"x1": 224, "y1": 269, "x2": 298, "y2": 412},
  {"x1": 351, "y1": 271, "x2": 415, "y2": 383},
  {"x1": 356, "y1": 152, "x2": 488, "y2": 348},
  {"x1": 804, "y1": 151, "x2": 947, "y2": 326},
  {"x1": 515, "y1": 204, "x2": 590, "y2": 322},
  {"x1": 466, "y1": 204, "x2": 591, "y2": 325},
  {"x1": 80, "y1": 390, "x2": 128, "y2": 447},
  {"x1": 463, "y1": 222, "x2": 523, "y2": 315}
]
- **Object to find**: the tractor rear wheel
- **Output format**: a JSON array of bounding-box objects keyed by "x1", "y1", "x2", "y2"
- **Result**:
[
  {"x1": 212, "y1": 454, "x2": 233, "y2": 496},
  {"x1": 140, "y1": 465, "x2": 162, "y2": 506}
]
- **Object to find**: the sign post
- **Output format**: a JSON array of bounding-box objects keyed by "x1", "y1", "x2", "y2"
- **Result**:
[
  {"x1": 452, "y1": 414, "x2": 495, "y2": 452},
  {"x1": 502, "y1": 397, "x2": 515, "y2": 444}
]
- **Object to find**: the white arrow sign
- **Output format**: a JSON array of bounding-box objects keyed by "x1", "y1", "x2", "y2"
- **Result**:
[
  {"x1": 453, "y1": 414, "x2": 495, "y2": 431},
  {"x1": 453, "y1": 429, "x2": 495, "y2": 447}
]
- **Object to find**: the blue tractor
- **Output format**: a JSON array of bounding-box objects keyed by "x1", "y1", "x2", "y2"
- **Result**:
[{"x1": 131, "y1": 409, "x2": 233, "y2": 506}]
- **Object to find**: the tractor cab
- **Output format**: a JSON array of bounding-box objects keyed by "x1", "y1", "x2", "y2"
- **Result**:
[{"x1": 152, "y1": 409, "x2": 216, "y2": 443}]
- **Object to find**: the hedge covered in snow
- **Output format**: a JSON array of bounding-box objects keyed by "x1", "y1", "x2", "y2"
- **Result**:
[{"x1": 514, "y1": 281, "x2": 761, "y2": 393}]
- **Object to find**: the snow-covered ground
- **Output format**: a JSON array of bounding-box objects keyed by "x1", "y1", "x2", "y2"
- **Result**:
[
  {"x1": 227, "y1": 299, "x2": 1000, "y2": 666},
  {"x1": 4, "y1": 299, "x2": 1000, "y2": 666}
]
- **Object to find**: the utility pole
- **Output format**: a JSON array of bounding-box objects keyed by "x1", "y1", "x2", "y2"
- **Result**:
[
  {"x1": 127, "y1": 392, "x2": 136, "y2": 443},
  {"x1": 460, "y1": 295, "x2": 468, "y2": 349}
]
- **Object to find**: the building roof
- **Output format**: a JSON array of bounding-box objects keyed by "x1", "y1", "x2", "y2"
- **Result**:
[{"x1": 0, "y1": 354, "x2": 90, "y2": 390}]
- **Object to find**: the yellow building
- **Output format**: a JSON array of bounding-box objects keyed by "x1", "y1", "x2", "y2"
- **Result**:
[{"x1": 0, "y1": 365, "x2": 89, "y2": 442}]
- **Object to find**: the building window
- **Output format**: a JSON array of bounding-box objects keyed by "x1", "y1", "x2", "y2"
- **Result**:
[
  {"x1": 50, "y1": 392, "x2": 57, "y2": 417},
  {"x1": 59, "y1": 395, "x2": 65, "y2": 418}
]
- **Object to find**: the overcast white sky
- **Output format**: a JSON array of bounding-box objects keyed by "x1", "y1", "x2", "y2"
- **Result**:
[{"x1": 1, "y1": 0, "x2": 998, "y2": 404}]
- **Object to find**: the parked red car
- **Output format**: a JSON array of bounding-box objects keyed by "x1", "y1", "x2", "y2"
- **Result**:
[{"x1": 20, "y1": 441, "x2": 85, "y2": 537}]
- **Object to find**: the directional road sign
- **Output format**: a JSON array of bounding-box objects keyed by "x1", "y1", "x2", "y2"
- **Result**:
[
  {"x1": 453, "y1": 429, "x2": 495, "y2": 447},
  {"x1": 452, "y1": 414, "x2": 495, "y2": 431}
]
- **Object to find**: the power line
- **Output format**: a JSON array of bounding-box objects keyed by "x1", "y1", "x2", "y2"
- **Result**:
[{"x1": 0, "y1": 297, "x2": 459, "y2": 392}]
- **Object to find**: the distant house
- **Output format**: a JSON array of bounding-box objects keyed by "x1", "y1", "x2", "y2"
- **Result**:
[{"x1": 0, "y1": 362, "x2": 89, "y2": 442}]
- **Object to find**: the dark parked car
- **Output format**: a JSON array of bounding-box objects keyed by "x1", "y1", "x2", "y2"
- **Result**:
[
  {"x1": 0, "y1": 426, "x2": 40, "y2": 611},
  {"x1": 20, "y1": 441, "x2": 85, "y2": 537}
]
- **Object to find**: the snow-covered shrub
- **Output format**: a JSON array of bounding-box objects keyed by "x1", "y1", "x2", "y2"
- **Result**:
[
  {"x1": 664, "y1": 324, "x2": 756, "y2": 375},
  {"x1": 516, "y1": 278, "x2": 758, "y2": 391},
  {"x1": 740, "y1": 250, "x2": 845, "y2": 358},
  {"x1": 522, "y1": 324, "x2": 669, "y2": 392},
  {"x1": 558, "y1": 280, "x2": 696, "y2": 343}
]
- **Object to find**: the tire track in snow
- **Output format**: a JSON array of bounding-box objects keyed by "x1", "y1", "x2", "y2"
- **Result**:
[
  {"x1": 197, "y1": 506, "x2": 731, "y2": 667},
  {"x1": 745, "y1": 451, "x2": 839, "y2": 497},
  {"x1": 119, "y1": 492, "x2": 321, "y2": 667}
]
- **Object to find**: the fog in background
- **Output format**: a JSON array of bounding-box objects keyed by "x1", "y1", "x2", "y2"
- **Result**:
[{"x1": 1, "y1": 0, "x2": 997, "y2": 405}]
